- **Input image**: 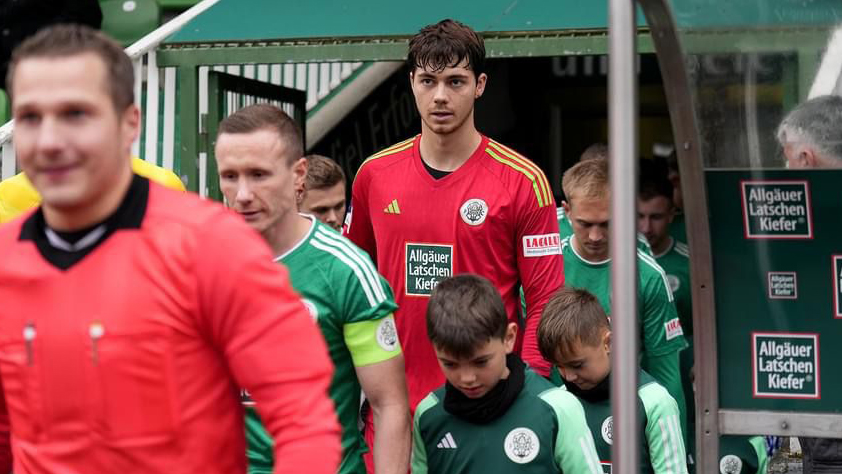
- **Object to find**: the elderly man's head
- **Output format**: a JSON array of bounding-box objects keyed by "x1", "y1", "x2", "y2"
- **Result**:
[{"x1": 777, "y1": 95, "x2": 842, "y2": 169}]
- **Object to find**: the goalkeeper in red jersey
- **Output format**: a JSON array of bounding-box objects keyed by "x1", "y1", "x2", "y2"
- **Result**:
[{"x1": 345, "y1": 18, "x2": 563, "y2": 473}]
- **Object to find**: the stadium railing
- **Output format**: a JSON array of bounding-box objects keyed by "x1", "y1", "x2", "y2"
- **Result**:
[{"x1": 0, "y1": 0, "x2": 382, "y2": 186}]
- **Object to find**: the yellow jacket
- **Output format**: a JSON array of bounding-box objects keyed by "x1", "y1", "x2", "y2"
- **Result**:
[{"x1": 0, "y1": 158, "x2": 185, "y2": 223}]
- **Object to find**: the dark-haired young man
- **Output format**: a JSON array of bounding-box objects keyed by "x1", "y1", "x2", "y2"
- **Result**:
[
  {"x1": 346, "y1": 22, "x2": 563, "y2": 452},
  {"x1": 0, "y1": 25, "x2": 340, "y2": 473}
]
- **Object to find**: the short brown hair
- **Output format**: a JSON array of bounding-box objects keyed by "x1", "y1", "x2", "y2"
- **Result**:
[
  {"x1": 304, "y1": 155, "x2": 346, "y2": 191},
  {"x1": 562, "y1": 158, "x2": 609, "y2": 203},
  {"x1": 426, "y1": 274, "x2": 507, "y2": 359},
  {"x1": 538, "y1": 287, "x2": 610, "y2": 362},
  {"x1": 218, "y1": 104, "x2": 303, "y2": 164},
  {"x1": 407, "y1": 19, "x2": 485, "y2": 78},
  {"x1": 7, "y1": 24, "x2": 134, "y2": 112}
]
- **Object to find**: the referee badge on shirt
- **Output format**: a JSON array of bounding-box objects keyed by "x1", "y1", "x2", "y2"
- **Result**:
[{"x1": 460, "y1": 198, "x2": 488, "y2": 226}]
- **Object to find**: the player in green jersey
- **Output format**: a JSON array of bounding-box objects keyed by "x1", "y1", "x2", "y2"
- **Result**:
[
  {"x1": 664, "y1": 154, "x2": 687, "y2": 244},
  {"x1": 557, "y1": 144, "x2": 653, "y2": 255},
  {"x1": 538, "y1": 287, "x2": 688, "y2": 474},
  {"x1": 412, "y1": 274, "x2": 602, "y2": 474},
  {"x1": 638, "y1": 163, "x2": 692, "y2": 336},
  {"x1": 559, "y1": 158, "x2": 689, "y2": 442},
  {"x1": 558, "y1": 205, "x2": 652, "y2": 255},
  {"x1": 215, "y1": 104, "x2": 411, "y2": 474}
]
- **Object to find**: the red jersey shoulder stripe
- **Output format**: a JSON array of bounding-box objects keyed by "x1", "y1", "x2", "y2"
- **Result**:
[
  {"x1": 487, "y1": 140, "x2": 553, "y2": 206},
  {"x1": 485, "y1": 146, "x2": 546, "y2": 208},
  {"x1": 485, "y1": 140, "x2": 553, "y2": 208},
  {"x1": 356, "y1": 136, "x2": 417, "y2": 177}
]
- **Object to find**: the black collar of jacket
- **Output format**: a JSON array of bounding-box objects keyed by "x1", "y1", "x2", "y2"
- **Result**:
[{"x1": 19, "y1": 174, "x2": 149, "y2": 271}]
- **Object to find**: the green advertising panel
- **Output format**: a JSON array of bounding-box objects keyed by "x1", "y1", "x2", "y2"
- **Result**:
[{"x1": 707, "y1": 169, "x2": 840, "y2": 412}]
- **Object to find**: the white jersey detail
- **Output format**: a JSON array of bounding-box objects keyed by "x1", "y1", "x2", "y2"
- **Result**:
[
  {"x1": 310, "y1": 228, "x2": 386, "y2": 307},
  {"x1": 580, "y1": 435, "x2": 603, "y2": 474},
  {"x1": 658, "y1": 413, "x2": 684, "y2": 474},
  {"x1": 436, "y1": 432, "x2": 458, "y2": 449},
  {"x1": 639, "y1": 251, "x2": 675, "y2": 302}
]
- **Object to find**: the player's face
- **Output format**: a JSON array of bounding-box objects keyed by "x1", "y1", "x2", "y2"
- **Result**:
[
  {"x1": 12, "y1": 53, "x2": 138, "y2": 217},
  {"x1": 566, "y1": 195, "x2": 611, "y2": 261},
  {"x1": 410, "y1": 59, "x2": 486, "y2": 136},
  {"x1": 216, "y1": 129, "x2": 306, "y2": 237},
  {"x1": 299, "y1": 181, "x2": 346, "y2": 232},
  {"x1": 637, "y1": 195, "x2": 674, "y2": 254},
  {"x1": 434, "y1": 323, "x2": 516, "y2": 399},
  {"x1": 554, "y1": 333, "x2": 611, "y2": 391}
]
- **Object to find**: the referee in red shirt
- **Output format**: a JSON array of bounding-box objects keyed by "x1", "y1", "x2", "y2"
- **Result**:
[{"x1": 0, "y1": 25, "x2": 340, "y2": 474}]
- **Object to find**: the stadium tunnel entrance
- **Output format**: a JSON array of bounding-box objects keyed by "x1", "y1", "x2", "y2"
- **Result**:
[{"x1": 309, "y1": 53, "x2": 675, "y2": 202}]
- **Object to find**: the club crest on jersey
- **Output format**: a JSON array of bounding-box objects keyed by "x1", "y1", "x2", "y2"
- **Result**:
[
  {"x1": 376, "y1": 317, "x2": 399, "y2": 352},
  {"x1": 504, "y1": 427, "x2": 540, "y2": 464},
  {"x1": 460, "y1": 198, "x2": 488, "y2": 226},
  {"x1": 522, "y1": 233, "x2": 561, "y2": 258},
  {"x1": 719, "y1": 454, "x2": 743, "y2": 474},
  {"x1": 667, "y1": 274, "x2": 681, "y2": 294},
  {"x1": 601, "y1": 416, "x2": 613, "y2": 445},
  {"x1": 664, "y1": 318, "x2": 684, "y2": 341}
]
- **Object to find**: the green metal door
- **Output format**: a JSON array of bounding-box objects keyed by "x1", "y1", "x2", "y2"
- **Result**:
[{"x1": 205, "y1": 71, "x2": 306, "y2": 201}]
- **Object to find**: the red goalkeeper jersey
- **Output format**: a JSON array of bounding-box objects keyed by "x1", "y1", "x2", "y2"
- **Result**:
[
  {"x1": 0, "y1": 176, "x2": 340, "y2": 474},
  {"x1": 346, "y1": 135, "x2": 563, "y2": 409}
]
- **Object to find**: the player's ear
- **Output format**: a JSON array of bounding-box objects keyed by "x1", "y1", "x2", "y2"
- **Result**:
[
  {"x1": 120, "y1": 104, "x2": 140, "y2": 150},
  {"x1": 503, "y1": 322, "x2": 518, "y2": 353},
  {"x1": 561, "y1": 200, "x2": 571, "y2": 214},
  {"x1": 292, "y1": 157, "x2": 307, "y2": 190},
  {"x1": 801, "y1": 148, "x2": 819, "y2": 168},
  {"x1": 474, "y1": 72, "x2": 487, "y2": 99},
  {"x1": 602, "y1": 330, "x2": 611, "y2": 353}
]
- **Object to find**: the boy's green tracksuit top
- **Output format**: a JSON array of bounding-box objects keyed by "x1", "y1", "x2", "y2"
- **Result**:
[
  {"x1": 551, "y1": 368, "x2": 688, "y2": 474},
  {"x1": 412, "y1": 368, "x2": 603, "y2": 474}
]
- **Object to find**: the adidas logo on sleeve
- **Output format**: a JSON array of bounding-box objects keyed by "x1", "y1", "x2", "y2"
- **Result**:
[
  {"x1": 436, "y1": 432, "x2": 457, "y2": 449},
  {"x1": 383, "y1": 199, "x2": 401, "y2": 214}
]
